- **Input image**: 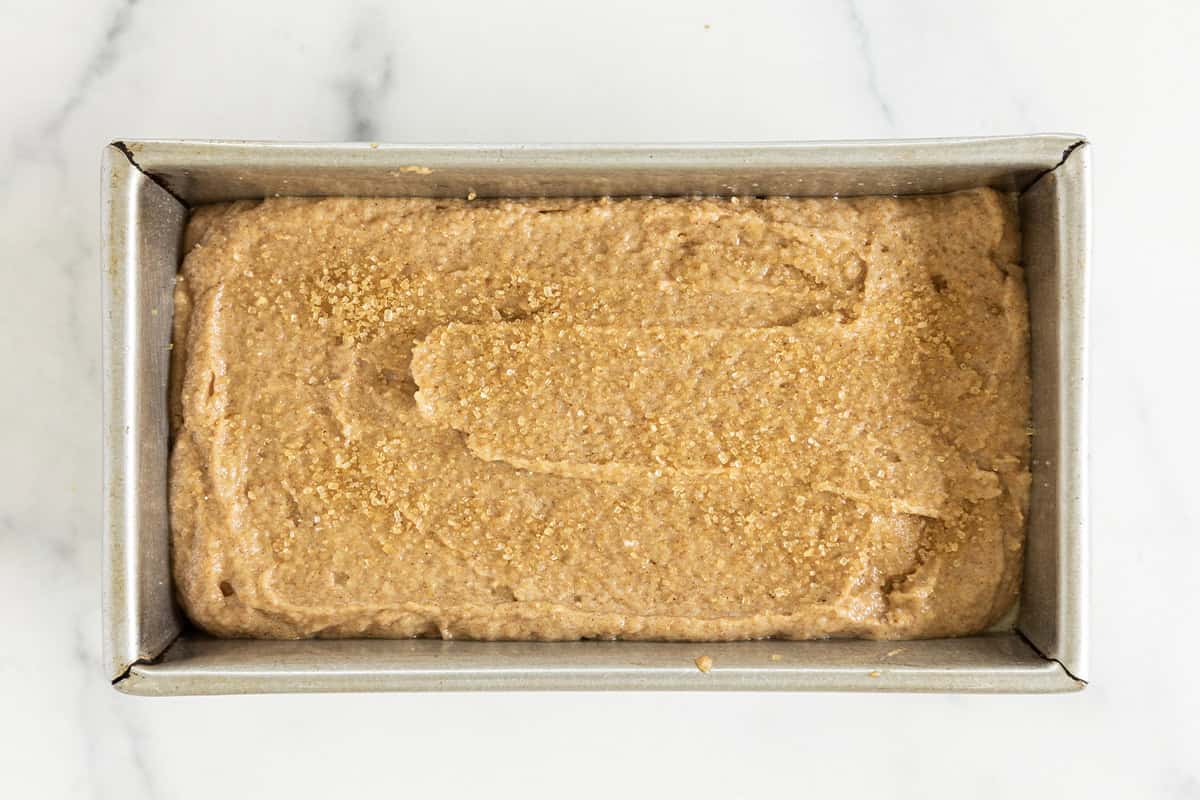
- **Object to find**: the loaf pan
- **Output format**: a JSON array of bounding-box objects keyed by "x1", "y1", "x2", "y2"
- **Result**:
[{"x1": 102, "y1": 136, "x2": 1089, "y2": 695}]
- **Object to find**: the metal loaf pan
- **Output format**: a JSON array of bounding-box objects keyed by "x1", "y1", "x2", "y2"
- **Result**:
[{"x1": 102, "y1": 136, "x2": 1089, "y2": 695}]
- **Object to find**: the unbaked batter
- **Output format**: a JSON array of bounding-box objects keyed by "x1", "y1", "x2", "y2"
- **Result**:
[{"x1": 170, "y1": 190, "x2": 1030, "y2": 640}]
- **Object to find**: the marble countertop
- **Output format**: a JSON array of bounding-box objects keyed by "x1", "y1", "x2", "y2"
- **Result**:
[{"x1": 2, "y1": 1, "x2": 1197, "y2": 797}]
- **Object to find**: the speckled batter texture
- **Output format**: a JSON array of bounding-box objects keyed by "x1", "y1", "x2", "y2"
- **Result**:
[{"x1": 170, "y1": 190, "x2": 1030, "y2": 641}]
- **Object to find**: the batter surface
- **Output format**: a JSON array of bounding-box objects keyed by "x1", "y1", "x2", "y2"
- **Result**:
[{"x1": 170, "y1": 190, "x2": 1030, "y2": 640}]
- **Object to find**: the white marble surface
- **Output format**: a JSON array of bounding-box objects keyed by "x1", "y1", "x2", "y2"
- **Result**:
[{"x1": 2, "y1": 0, "x2": 1198, "y2": 796}]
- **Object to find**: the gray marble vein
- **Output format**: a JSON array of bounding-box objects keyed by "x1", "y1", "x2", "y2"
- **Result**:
[
  {"x1": 73, "y1": 616, "x2": 162, "y2": 800},
  {"x1": 41, "y1": 0, "x2": 141, "y2": 141},
  {"x1": 0, "y1": 0, "x2": 139, "y2": 191},
  {"x1": 844, "y1": 0, "x2": 894, "y2": 127},
  {"x1": 73, "y1": 618, "x2": 103, "y2": 800},
  {"x1": 112, "y1": 705, "x2": 162, "y2": 800},
  {"x1": 340, "y1": 11, "x2": 396, "y2": 141}
]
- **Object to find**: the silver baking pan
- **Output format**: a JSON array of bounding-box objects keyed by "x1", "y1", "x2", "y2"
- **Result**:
[{"x1": 102, "y1": 136, "x2": 1089, "y2": 695}]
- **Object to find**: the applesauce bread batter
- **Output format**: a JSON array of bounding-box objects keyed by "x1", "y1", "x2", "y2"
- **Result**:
[{"x1": 170, "y1": 190, "x2": 1030, "y2": 640}]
